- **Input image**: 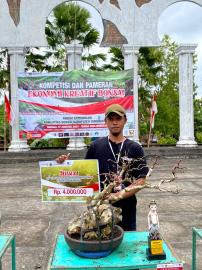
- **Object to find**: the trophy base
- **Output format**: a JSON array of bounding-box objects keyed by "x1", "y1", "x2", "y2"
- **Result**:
[{"x1": 146, "y1": 248, "x2": 166, "y2": 260}]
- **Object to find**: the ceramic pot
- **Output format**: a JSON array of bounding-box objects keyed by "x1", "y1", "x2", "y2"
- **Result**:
[{"x1": 64, "y1": 225, "x2": 124, "y2": 258}]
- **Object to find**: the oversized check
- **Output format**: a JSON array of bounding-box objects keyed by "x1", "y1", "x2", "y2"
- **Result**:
[{"x1": 39, "y1": 159, "x2": 100, "y2": 202}]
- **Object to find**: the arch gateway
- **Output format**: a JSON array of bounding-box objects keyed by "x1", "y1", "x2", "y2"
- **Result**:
[{"x1": 0, "y1": 0, "x2": 200, "y2": 151}]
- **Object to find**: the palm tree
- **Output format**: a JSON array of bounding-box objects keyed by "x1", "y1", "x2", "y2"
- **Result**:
[
  {"x1": 101, "y1": 47, "x2": 124, "y2": 71},
  {"x1": 26, "y1": 2, "x2": 106, "y2": 71}
]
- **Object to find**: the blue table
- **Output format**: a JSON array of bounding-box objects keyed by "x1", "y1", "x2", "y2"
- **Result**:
[
  {"x1": 192, "y1": 227, "x2": 202, "y2": 270},
  {"x1": 48, "y1": 231, "x2": 181, "y2": 269},
  {"x1": 0, "y1": 234, "x2": 16, "y2": 270}
]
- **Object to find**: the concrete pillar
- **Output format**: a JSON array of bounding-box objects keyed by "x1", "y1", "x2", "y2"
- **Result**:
[
  {"x1": 65, "y1": 44, "x2": 86, "y2": 150},
  {"x1": 65, "y1": 43, "x2": 83, "y2": 70},
  {"x1": 176, "y1": 44, "x2": 198, "y2": 148},
  {"x1": 122, "y1": 45, "x2": 139, "y2": 142},
  {"x1": 8, "y1": 47, "x2": 30, "y2": 152}
]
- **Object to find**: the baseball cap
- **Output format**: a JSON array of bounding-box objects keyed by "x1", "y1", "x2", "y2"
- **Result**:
[{"x1": 105, "y1": 104, "x2": 126, "y2": 118}]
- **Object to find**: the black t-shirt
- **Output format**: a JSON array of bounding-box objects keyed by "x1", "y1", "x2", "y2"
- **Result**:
[
  {"x1": 85, "y1": 137, "x2": 149, "y2": 230},
  {"x1": 85, "y1": 137, "x2": 148, "y2": 185}
]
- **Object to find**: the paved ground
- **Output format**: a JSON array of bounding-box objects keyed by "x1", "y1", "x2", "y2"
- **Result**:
[{"x1": 0, "y1": 148, "x2": 202, "y2": 269}]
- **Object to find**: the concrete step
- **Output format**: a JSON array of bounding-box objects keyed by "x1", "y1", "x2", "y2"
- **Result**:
[{"x1": 0, "y1": 146, "x2": 202, "y2": 163}]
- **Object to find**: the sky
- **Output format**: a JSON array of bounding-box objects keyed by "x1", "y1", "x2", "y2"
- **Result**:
[
  {"x1": 158, "y1": 1, "x2": 202, "y2": 98},
  {"x1": 80, "y1": 1, "x2": 202, "y2": 98}
]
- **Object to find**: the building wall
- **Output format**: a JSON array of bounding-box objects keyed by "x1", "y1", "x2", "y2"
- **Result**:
[{"x1": 0, "y1": 0, "x2": 202, "y2": 48}]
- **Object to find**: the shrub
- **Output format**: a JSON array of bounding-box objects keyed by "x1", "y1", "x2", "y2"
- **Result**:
[
  {"x1": 157, "y1": 135, "x2": 177, "y2": 145},
  {"x1": 29, "y1": 138, "x2": 69, "y2": 148},
  {"x1": 195, "y1": 132, "x2": 202, "y2": 143}
]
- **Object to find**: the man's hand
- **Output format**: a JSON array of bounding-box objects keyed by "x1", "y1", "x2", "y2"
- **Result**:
[{"x1": 55, "y1": 153, "x2": 71, "y2": 164}]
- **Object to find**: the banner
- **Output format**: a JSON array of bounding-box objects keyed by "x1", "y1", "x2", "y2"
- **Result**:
[
  {"x1": 157, "y1": 263, "x2": 183, "y2": 270},
  {"x1": 39, "y1": 159, "x2": 100, "y2": 202},
  {"x1": 18, "y1": 69, "x2": 134, "y2": 139}
]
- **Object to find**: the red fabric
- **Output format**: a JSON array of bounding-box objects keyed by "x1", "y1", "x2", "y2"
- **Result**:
[
  {"x1": 4, "y1": 94, "x2": 11, "y2": 124},
  {"x1": 150, "y1": 94, "x2": 158, "y2": 129},
  {"x1": 19, "y1": 96, "x2": 133, "y2": 115}
]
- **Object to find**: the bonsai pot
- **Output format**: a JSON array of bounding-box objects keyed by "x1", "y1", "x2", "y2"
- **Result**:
[{"x1": 64, "y1": 225, "x2": 124, "y2": 258}]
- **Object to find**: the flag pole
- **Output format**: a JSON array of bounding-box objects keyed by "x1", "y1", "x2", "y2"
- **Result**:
[
  {"x1": 147, "y1": 119, "x2": 152, "y2": 148},
  {"x1": 147, "y1": 95, "x2": 153, "y2": 148},
  {"x1": 4, "y1": 94, "x2": 7, "y2": 152}
]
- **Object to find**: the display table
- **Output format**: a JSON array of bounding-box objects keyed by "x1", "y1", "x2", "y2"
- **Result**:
[
  {"x1": 192, "y1": 227, "x2": 202, "y2": 270},
  {"x1": 0, "y1": 234, "x2": 16, "y2": 270},
  {"x1": 48, "y1": 231, "x2": 181, "y2": 270}
]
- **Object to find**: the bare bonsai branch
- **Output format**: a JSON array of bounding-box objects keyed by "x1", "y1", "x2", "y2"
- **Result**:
[{"x1": 67, "y1": 155, "x2": 184, "y2": 239}]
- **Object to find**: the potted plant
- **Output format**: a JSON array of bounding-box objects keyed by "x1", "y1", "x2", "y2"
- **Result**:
[{"x1": 64, "y1": 156, "x2": 183, "y2": 258}]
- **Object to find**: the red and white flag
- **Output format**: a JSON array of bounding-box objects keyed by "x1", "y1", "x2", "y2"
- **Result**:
[
  {"x1": 4, "y1": 94, "x2": 14, "y2": 126},
  {"x1": 150, "y1": 94, "x2": 158, "y2": 129}
]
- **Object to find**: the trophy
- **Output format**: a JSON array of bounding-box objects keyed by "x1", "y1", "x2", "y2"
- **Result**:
[{"x1": 146, "y1": 200, "x2": 166, "y2": 260}]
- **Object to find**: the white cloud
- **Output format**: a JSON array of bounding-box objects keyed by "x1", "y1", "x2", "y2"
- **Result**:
[
  {"x1": 158, "y1": 1, "x2": 202, "y2": 97},
  {"x1": 159, "y1": 4, "x2": 202, "y2": 37}
]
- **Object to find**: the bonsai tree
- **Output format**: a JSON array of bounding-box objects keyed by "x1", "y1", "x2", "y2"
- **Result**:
[{"x1": 66, "y1": 156, "x2": 183, "y2": 240}]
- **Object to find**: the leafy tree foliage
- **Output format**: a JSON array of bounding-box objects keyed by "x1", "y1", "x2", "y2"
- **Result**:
[
  {"x1": 194, "y1": 98, "x2": 202, "y2": 131},
  {"x1": 101, "y1": 46, "x2": 163, "y2": 138},
  {"x1": 155, "y1": 35, "x2": 200, "y2": 143},
  {"x1": 0, "y1": 49, "x2": 9, "y2": 90},
  {"x1": 102, "y1": 47, "x2": 124, "y2": 71},
  {"x1": 0, "y1": 49, "x2": 10, "y2": 145},
  {"x1": 194, "y1": 98, "x2": 202, "y2": 142},
  {"x1": 46, "y1": 3, "x2": 99, "y2": 47},
  {"x1": 25, "y1": 49, "x2": 53, "y2": 72},
  {"x1": 138, "y1": 47, "x2": 163, "y2": 137},
  {"x1": 138, "y1": 47, "x2": 163, "y2": 88},
  {"x1": 0, "y1": 104, "x2": 10, "y2": 147},
  {"x1": 26, "y1": 2, "x2": 106, "y2": 71},
  {"x1": 82, "y1": 53, "x2": 106, "y2": 71},
  {"x1": 102, "y1": 36, "x2": 182, "y2": 142},
  {"x1": 154, "y1": 35, "x2": 179, "y2": 139}
]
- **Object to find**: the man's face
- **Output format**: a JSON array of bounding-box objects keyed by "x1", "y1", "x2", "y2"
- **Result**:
[{"x1": 105, "y1": 113, "x2": 127, "y2": 136}]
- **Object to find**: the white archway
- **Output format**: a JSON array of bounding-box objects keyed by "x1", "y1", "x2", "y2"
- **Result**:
[{"x1": 0, "y1": 0, "x2": 200, "y2": 150}]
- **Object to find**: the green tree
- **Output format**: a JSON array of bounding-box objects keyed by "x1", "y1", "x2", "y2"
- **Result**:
[
  {"x1": 100, "y1": 37, "x2": 180, "y2": 141},
  {"x1": 101, "y1": 46, "x2": 163, "y2": 137},
  {"x1": 0, "y1": 103, "x2": 10, "y2": 146},
  {"x1": 194, "y1": 98, "x2": 202, "y2": 142},
  {"x1": 25, "y1": 49, "x2": 53, "y2": 72},
  {"x1": 0, "y1": 49, "x2": 10, "y2": 146},
  {"x1": 0, "y1": 49, "x2": 9, "y2": 90},
  {"x1": 138, "y1": 47, "x2": 163, "y2": 137},
  {"x1": 102, "y1": 47, "x2": 124, "y2": 71},
  {"x1": 26, "y1": 2, "x2": 106, "y2": 71},
  {"x1": 154, "y1": 35, "x2": 179, "y2": 140}
]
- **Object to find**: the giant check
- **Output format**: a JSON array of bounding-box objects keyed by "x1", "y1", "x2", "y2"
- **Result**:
[{"x1": 39, "y1": 159, "x2": 100, "y2": 202}]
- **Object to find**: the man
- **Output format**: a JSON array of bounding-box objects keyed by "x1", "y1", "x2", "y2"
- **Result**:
[{"x1": 85, "y1": 104, "x2": 149, "y2": 231}]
